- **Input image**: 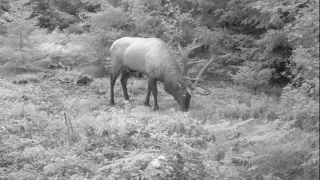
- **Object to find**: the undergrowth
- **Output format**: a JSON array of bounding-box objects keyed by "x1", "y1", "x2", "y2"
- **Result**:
[{"x1": 0, "y1": 71, "x2": 319, "y2": 180}]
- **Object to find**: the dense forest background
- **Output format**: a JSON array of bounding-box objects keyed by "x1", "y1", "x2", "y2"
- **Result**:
[
  {"x1": 0, "y1": 0, "x2": 319, "y2": 179},
  {"x1": 1, "y1": 0, "x2": 318, "y2": 94}
]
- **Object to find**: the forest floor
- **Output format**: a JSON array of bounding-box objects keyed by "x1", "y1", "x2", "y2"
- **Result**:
[{"x1": 0, "y1": 70, "x2": 318, "y2": 180}]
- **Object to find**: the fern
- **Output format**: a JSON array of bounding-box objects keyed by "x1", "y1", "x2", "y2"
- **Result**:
[
  {"x1": 90, "y1": 7, "x2": 130, "y2": 30},
  {"x1": 300, "y1": 149, "x2": 319, "y2": 179},
  {"x1": 97, "y1": 152, "x2": 156, "y2": 178},
  {"x1": 257, "y1": 30, "x2": 291, "y2": 56}
]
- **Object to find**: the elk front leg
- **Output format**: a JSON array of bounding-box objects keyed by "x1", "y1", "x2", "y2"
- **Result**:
[
  {"x1": 150, "y1": 78, "x2": 159, "y2": 111},
  {"x1": 110, "y1": 71, "x2": 120, "y2": 105},
  {"x1": 120, "y1": 71, "x2": 130, "y2": 101},
  {"x1": 144, "y1": 78, "x2": 152, "y2": 107}
]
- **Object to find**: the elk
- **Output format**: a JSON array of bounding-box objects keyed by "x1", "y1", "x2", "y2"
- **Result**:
[{"x1": 109, "y1": 37, "x2": 213, "y2": 111}]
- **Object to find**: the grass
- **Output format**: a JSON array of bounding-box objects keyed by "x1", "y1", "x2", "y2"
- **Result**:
[{"x1": 0, "y1": 70, "x2": 319, "y2": 180}]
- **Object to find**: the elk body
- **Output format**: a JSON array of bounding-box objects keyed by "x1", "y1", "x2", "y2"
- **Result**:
[{"x1": 109, "y1": 37, "x2": 211, "y2": 111}]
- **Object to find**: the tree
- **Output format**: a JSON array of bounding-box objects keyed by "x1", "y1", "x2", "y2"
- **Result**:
[{"x1": 0, "y1": 0, "x2": 37, "y2": 67}]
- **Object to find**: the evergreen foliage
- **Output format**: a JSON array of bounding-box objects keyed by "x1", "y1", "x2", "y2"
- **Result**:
[
  {"x1": 3, "y1": 0, "x2": 315, "y2": 94},
  {"x1": 0, "y1": 0, "x2": 318, "y2": 179}
]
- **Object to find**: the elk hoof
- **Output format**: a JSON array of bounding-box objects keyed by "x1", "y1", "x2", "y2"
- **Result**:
[
  {"x1": 153, "y1": 107, "x2": 159, "y2": 111},
  {"x1": 110, "y1": 102, "x2": 115, "y2": 106},
  {"x1": 144, "y1": 102, "x2": 151, "y2": 107}
]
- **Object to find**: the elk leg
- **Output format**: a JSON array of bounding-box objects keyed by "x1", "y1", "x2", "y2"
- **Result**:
[
  {"x1": 150, "y1": 78, "x2": 159, "y2": 111},
  {"x1": 144, "y1": 78, "x2": 152, "y2": 107},
  {"x1": 110, "y1": 71, "x2": 120, "y2": 105},
  {"x1": 120, "y1": 71, "x2": 130, "y2": 100}
]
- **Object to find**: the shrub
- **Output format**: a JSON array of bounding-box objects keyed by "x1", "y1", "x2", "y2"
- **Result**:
[{"x1": 279, "y1": 88, "x2": 319, "y2": 132}]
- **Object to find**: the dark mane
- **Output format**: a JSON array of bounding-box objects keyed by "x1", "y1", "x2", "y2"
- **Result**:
[{"x1": 160, "y1": 59, "x2": 183, "y2": 96}]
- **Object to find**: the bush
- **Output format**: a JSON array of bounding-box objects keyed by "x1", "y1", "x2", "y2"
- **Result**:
[{"x1": 279, "y1": 88, "x2": 319, "y2": 132}]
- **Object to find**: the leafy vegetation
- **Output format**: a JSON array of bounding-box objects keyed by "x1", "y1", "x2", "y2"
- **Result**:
[{"x1": 0, "y1": 0, "x2": 318, "y2": 179}]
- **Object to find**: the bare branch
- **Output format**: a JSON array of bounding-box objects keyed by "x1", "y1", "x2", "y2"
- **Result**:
[{"x1": 64, "y1": 112, "x2": 70, "y2": 140}]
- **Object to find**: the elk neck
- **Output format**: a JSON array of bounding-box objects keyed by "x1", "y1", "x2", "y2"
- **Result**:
[{"x1": 159, "y1": 60, "x2": 183, "y2": 96}]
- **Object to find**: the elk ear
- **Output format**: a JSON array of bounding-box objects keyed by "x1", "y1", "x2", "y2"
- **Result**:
[
  {"x1": 178, "y1": 81, "x2": 182, "y2": 88},
  {"x1": 186, "y1": 87, "x2": 196, "y2": 98},
  {"x1": 177, "y1": 77, "x2": 185, "y2": 88},
  {"x1": 177, "y1": 79, "x2": 184, "y2": 88}
]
